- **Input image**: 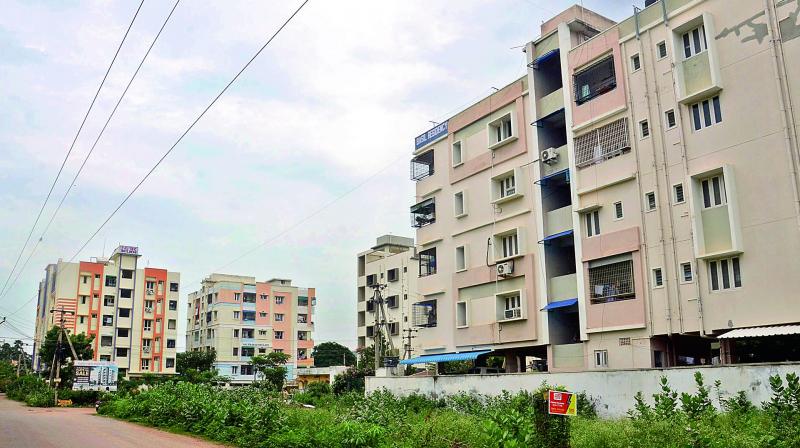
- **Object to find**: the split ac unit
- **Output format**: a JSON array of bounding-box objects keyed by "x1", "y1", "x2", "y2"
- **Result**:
[
  {"x1": 541, "y1": 148, "x2": 559, "y2": 165},
  {"x1": 496, "y1": 261, "x2": 514, "y2": 277}
]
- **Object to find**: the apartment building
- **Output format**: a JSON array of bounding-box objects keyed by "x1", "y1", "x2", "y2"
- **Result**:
[
  {"x1": 405, "y1": 0, "x2": 800, "y2": 372},
  {"x1": 186, "y1": 274, "x2": 315, "y2": 383},
  {"x1": 356, "y1": 235, "x2": 418, "y2": 358},
  {"x1": 33, "y1": 245, "x2": 180, "y2": 377}
]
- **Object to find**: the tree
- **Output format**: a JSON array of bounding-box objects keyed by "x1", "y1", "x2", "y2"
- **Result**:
[
  {"x1": 176, "y1": 349, "x2": 223, "y2": 384},
  {"x1": 252, "y1": 351, "x2": 290, "y2": 391},
  {"x1": 332, "y1": 346, "x2": 376, "y2": 395},
  {"x1": 37, "y1": 326, "x2": 94, "y2": 388},
  {"x1": 0, "y1": 340, "x2": 31, "y2": 367},
  {"x1": 311, "y1": 342, "x2": 356, "y2": 367}
]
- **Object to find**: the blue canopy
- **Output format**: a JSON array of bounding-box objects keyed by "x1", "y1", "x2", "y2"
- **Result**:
[
  {"x1": 530, "y1": 48, "x2": 560, "y2": 70},
  {"x1": 535, "y1": 168, "x2": 570, "y2": 186},
  {"x1": 399, "y1": 350, "x2": 492, "y2": 365},
  {"x1": 542, "y1": 298, "x2": 579, "y2": 311},
  {"x1": 539, "y1": 229, "x2": 574, "y2": 244}
]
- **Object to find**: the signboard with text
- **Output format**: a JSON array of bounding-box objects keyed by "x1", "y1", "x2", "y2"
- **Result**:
[
  {"x1": 548, "y1": 390, "x2": 577, "y2": 416},
  {"x1": 116, "y1": 245, "x2": 139, "y2": 255},
  {"x1": 414, "y1": 121, "x2": 448, "y2": 151},
  {"x1": 73, "y1": 360, "x2": 118, "y2": 392}
]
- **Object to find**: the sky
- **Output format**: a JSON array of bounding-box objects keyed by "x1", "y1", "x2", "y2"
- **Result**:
[{"x1": 0, "y1": 0, "x2": 631, "y2": 352}]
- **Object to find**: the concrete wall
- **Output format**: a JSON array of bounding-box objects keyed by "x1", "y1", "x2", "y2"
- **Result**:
[{"x1": 367, "y1": 363, "x2": 800, "y2": 418}]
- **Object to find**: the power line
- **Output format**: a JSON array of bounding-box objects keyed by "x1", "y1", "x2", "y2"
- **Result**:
[
  {"x1": 68, "y1": 0, "x2": 311, "y2": 264},
  {"x1": 0, "y1": 0, "x2": 182, "y2": 305},
  {"x1": 0, "y1": 0, "x2": 145, "y2": 300}
]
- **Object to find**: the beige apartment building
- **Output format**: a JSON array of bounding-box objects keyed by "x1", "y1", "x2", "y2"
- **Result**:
[
  {"x1": 186, "y1": 274, "x2": 316, "y2": 383},
  {"x1": 405, "y1": 0, "x2": 800, "y2": 372},
  {"x1": 356, "y1": 235, "x2": 418, "y2": 358},
  {"x1": 33, "y1": 245, "x2": 180, "y2": 377}
]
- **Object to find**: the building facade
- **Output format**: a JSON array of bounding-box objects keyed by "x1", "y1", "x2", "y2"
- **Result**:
[
  {"x1": 186, "y1": 274, "x2": 315, "y2": 383},
  {"x1": 407, "y1": 0, "x2": 800, "y2": 372},
  {"x1": 33, "y1": 245, "x2": 180, "y2": 377},
  {"x1": 356, "y1": 235, "x2": 418, "y2": 358}
]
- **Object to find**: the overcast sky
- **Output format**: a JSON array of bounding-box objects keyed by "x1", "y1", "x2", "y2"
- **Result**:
[{"x1": 0, "y1": 0, "x2": 631, "y2": 351}]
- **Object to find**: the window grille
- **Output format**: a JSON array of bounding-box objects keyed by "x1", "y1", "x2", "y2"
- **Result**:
[
  {"x1": 574, "y1": 56, "x2": 617, "y2": 104},
  {"x1": 619, "y1": 337, "x2": 631, "y2": 346},
  {"x1": 574, "y1": 118, "x2": 630, "y2": 167},
  {"x1": 419, "y1": 248, "x2": 437, "y2": 277},
  {"x1": 410, "y1": 198, "x2": 436, "y2": 228},
  {"x1": 412, "y1": 300, "x2": 437, "y2": 327},
  {"x1": 589, "y1": 259, "x2": 635, "y2": 304},
  {"x1": 410, "y1": 150, "x2": 434, "y2": 181}
]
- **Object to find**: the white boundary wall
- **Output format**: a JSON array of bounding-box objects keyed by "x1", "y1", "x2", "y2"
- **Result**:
[{"x1": 366, "y1": 363, "x2": 800, "y2": 418}]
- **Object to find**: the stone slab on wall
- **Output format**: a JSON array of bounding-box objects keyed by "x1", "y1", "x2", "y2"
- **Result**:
[{"x1": 366, "y1": 363, "x2": 800, "y2": 418}]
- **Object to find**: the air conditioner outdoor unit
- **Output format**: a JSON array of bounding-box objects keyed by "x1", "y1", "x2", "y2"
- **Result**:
[
  {"x1": 541, "y1": 148, "x2": 559, "y2": 165},
  {"x1": 142, "y1": 346, "x2": 151, "y2": 354},
  {"x1": 145, "y1": 307, "x2": 153, "y2": 313},
  {"x1": 146, "y1": 289, "x2": 154, "y2": 295},
  {"x1": 496, "y1": 261, "x2": 514, "y2": 277},
  {"x1": 504, "y1": 308, "x2": 522, "y2": 320}
]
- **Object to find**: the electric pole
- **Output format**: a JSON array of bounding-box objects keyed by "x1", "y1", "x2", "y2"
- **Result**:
[
  {"x1": 49, "y1": 305, "x2": 78, "y2": 405},
  {"x1": 402, "y1": 327, "x2": 417, "y2": 360},
  {"x1": 369, "y1": 283, "x2": 396, "y2": 369}
]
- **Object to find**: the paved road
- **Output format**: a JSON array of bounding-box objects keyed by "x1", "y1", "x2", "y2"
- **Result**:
[{"x1": 0, "y1": 394, "x2": 225, "y2": 448}]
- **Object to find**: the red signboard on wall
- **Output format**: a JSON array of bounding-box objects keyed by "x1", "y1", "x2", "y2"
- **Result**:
[{"x1": 548, "y1": 390, "x2": 577, "y2": 416}]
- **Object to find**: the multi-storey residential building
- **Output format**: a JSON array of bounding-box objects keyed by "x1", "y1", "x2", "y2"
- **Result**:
[
  {"x1": 356, "y1": 235, "x2": 418, "y2": 358},
  {"x1": 186, "y1": 274, "x2": 315, "y2": 383},
  {"x1": 406, "y1": 0, "x2": 800, "y2": 373},
  {"x1": 33, "y1": 245, "x2": 180, "y2": 377}
]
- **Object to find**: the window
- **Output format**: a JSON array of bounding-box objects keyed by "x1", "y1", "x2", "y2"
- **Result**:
[
  {"x1": 412, "y1": 300, "x2": 437, "y2": 327},
  {"x1": 680, "y1": 262, "x2": 693, "y2": 283},
  {"x1": 387, "y1": 268, "x2": 399, "y2": 282},
  {"x1": 574, "y1": 118, "x2": 630, "y2": 167},
  {"x1": 410, "y1": 149, "x2": 434, "y2": 181},
  {"x1": 665, "y1": 109, "x2": 676, "y2": 129},
  {"x1": 143, "y1": 319, "x2": 152, "y2": 331},
  {"x1": 574, "y1": 56, "x2": 616, "y2": 104},
  {"x1": 701, "y1": 174, "x2": 726, "y2": 208},
  {"x1": 103, "y1": 315, "x2": 113, "y2": 326},
  {"x1": 298, "y1": 348, "x2": 308, "y2": 360},
  {"x1": 488, "y1": 113, "x2": 514, "y2": 147},
  {"x1": 652, "y1": 268, "x2": 664, "y2": 288},
  {"x1": 501, "y1": 232, "x2": 519, "y2": 259},
  {"x1": 709, "y1": 257, "x2": 741, "y2": 291},
  {"x1": 241, "y1": 347, "x2": 255, "y2": 357},
  {"x1": 275, "y1": 296, "x2": 284, "y2": 305},
  {"x1": 419, "y1": 247, "x2": 437, "y2": 277},
  {"x1": 298, "y1": 331, "x2": 309, "y2": 341},
  {"x1": 117, "y1": 328, "x2": 129, "y2": 338},
  {"x1": 657, "y1": 40, "x2": 668, "y2": 59},
  {"x1": 243, "y1": 311, "x2": 256, "y2": 322},
  {"x1": 168, "y1": 319, "x2": 176, "y2": 330},
  {"x1": 79, "y1": 316, "x2": 86, "y2": 324},
  {"x1": 500, "y1": 292, "x2": 522, "y2": 320},
  {"x1": 410, "y1": 198, "x2": 436, "y2": 227},
  {"x1": 241, "y1": 365, "x2": 253, "y2": 375},
  {"x1": 146, "y1": 280, "x2": 155, "y2": 291},
  {"x1": 258, "y1": 348, "x2": 266, "y2": 354},
  {"x1": 691, "y1": 96, "x2": 722, "y2": 131},
  {"x1": 454, "y1": 191, "x2": 466, "y2": 217},
  {"x1": 388, "y1": 322, "x2": 400, "y2": 336},
  {"x1": 259, "y1": 329, "x2": 267, "y2": 336},
  {"x1": 619, "y1": 337, "x2": 631, "y2": 346},
  {"x1": 233, "y1": 329, "x2": 240, "y2": 338},
  {"x1": 455, "y1": 246, "x2": 467, "y2": 272},
  {"x1": 614, "y1": 201, "x2": 624, "y2": 220},
  {"x1": 141, "y1": 359, "x2": 150, "y2": 371},
  {"x1": 80, "y1": 295, "x2": 88, "y2": 305},
  {"x1": 165, "y1": 358, "x2": 175, "y2": 369},
  {"x1": 682, "y1": 24, "x2": 707, "y2": 59},
  {"x1": 595, "y1": 350, "x2": 609, "y2": 368},
  {"x1": 639, "y1": 119, "x2": 650, "y2": 138},
  {"x1": 630, "y1": 53, "x2": 641, "y2": 71},
  {"x1": 589, "y1": 255, "x2": 636, "y2": 304},
  {"x1": 673, "y1": 183, "x2": 685, "y2": 204},
  {"x1": 169, "y1": 300, "x2": 177, "y2": 311},
  {"x1": 167, "y1": 339, "x2": 176, "y2": 348},
  {"x1": 234, "y1": 292, "x2": 241, "y2": 301},
  {"x1": 116, "y1": 348, "x2": 128, "y2": 357},
  {"x1": 645, "y1": 192, "x2": 657, "y2": 211},
  {"x1": 103, "y1": 295, "x2": 114, "y2": 307},
  {"x1": 120, "y1": 288, "x2": 132, "y2": 299},
  {"x1": 500, "y1": 174, "x2": 516, "y2": 198},
  {"x1": 233, "y1": 347, "x2": 239, "y2": 356},
  {"x1": 585, "y1": 210, "x2": 600, "y2": 237},
  {"x1": 259, "y1": 311, "x2": 267, "y2": 318},
  {"x1": 275, "y1": 330, "x2": 284, "y2": 340},
  {"x1": 233, "y1": 311, "x2": 240, "y2": 319},
  {"x1": 230, "y1": 366, "x2": 239, "y2": 375},
  {"x1": 456, "y1": 301, "x2": 468, "y2": 328},
  {"x1": 366, "y1": 274, "x2": 377, "y2": 287},
  {"x1": 275, "y1": 313, "x2": 284, "y2": 322},
  {"x1": 105, "y1": 276, "x2": 117, "y2": 287},
  {"x1": 260, "y1": 294, "x2": 268, "y2": 300},
  {"x1": 452, "y1": 141, "x2": 463, "y2": 166},
  {"x1": 169, "y1": 282, "x2": 179, "y2": 292},
  {"x1": 82, "y1": 275, "x2": 89, "y2": 284},
  {"x1": 101, "y1": 336, "x2": 113, "y2": 347}
]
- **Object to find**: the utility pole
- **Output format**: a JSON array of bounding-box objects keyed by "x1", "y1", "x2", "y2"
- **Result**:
[
  {"x1": 402, "y1": 327, "x2": 417, "y2": 360},
  {"x1": 49, "y1": 305, "x2": 77, "y2": 406},
  {"x1": 369, "y1": 283, "x2": 395, "y2": 369}
]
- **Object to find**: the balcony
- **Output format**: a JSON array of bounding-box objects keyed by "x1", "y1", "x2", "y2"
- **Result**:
[
  {"x1": 410, "y1": 150, "x2": 434, "y2": 181},
  {"x1": 678, "y1": 51, "x2": 721, "y2": 104},
  {"x1": 537, "y1": 88, "x2": 564, "y2": 119},
  {"x1": 410, "y1": 198, "x2": 436, "y2": 228},
  {"x1": 540, "y1": 144, "x2": 569, "y2": 177},
  {"x1": 548, "y1": 273, "x2": 578, "y2": 303},
  {"x1": 545, "y1": 205, "x2": 573, "y2": 237},
  {"x1": 551, "y1": 343, "x2": 584, "y2": 370}
]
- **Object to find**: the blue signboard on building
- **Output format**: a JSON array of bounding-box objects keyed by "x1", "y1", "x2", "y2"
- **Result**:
[{"x1": 414, "y1": 121, "x2": 448, "y2": 151}]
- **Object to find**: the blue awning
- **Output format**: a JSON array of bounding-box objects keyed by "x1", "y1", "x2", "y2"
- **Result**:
[
  {"x1": 539, "y1": 229, "x2": 573, "y2": 244},
  {"x1": 531, "y1": 107, "x2": 565, "y2": 127},
  {"x1": 529, "y1": 48, "x2": 560, "y2": 70},
  {"x1": 542, "y1": 298, "x2": 578, "y2": 311},
  {"x1": 399, "y1": 350, "x2": 492, "y2": 365},
  {"x1": 535, "y1": 168, "x2": 569, "y2": 186}
]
